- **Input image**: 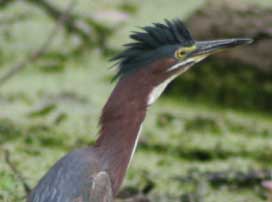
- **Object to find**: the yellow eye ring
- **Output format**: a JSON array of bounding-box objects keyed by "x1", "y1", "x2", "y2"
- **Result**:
[
  {"x1": 175, "y1": 45, "x2": 197, "y2": 59},
  {"x1": 175, "y1": 49, "x2": 186, "y2": 59}
]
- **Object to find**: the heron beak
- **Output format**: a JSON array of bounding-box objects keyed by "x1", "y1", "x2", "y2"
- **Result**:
[
  {"x1": 191, "y1": 38, "x2": 253, "y2": 58},
  {"x1": 168, "y1": 38, "x2": 253, "y2": 73}
]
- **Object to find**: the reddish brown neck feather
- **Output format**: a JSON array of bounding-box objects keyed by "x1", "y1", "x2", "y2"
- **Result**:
[{"x1": 94, "y1": 58, "x2": 177, "y2": 194}]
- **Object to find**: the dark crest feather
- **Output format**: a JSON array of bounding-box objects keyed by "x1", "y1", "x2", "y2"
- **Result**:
[{"x1": 112, "y1": 19, "x2": 194, "y2": 79}]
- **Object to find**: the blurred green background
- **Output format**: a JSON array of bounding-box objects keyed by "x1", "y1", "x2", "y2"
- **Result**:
[{"x1": 0, "y1": 0, "x2": 272, "y2": 202}]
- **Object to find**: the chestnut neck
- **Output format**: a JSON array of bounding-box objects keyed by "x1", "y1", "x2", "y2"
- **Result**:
[{"x1": 94, "y1": 58, "x2": 177, "y2": 194}]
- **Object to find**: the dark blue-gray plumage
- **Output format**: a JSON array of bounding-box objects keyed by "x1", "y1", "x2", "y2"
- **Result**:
[{"x1": 28, "y1": 148, "x2": 112, "y2": 202}]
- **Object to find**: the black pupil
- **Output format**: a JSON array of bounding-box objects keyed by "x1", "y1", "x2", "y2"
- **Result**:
[{"x1": 179, "y1": 50, "x2": 186, "y2": 56}]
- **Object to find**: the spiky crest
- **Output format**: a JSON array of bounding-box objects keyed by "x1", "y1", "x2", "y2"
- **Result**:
[{"x1": 112, "y1": 19, "x2": 194, "y2": 79}]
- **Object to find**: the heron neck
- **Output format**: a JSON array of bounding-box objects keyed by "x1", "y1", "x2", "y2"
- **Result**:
[
  {"x1": 95, "y1": 71, "x2": 152, "y2": 193},
  {"x1": 94, "y1": 58, "x2": 177, "y2": 194}
]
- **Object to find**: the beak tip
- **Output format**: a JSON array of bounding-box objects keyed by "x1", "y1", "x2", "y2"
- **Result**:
[
  {"x1": 233, "y1": 38, "x2": 254, "y2": 46},
  {"x1": 242, "y1": 38, "x2": 254, "y2": 45}
]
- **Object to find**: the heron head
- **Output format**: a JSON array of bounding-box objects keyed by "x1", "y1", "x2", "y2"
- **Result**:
[{"x1": 112, "y1": 19, "x2": 252, "y2": 104}]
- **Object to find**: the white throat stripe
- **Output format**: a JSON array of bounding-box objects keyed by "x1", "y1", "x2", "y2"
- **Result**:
[{"x1": 167, "y1": 58, "x2": 194, "y2": 72}]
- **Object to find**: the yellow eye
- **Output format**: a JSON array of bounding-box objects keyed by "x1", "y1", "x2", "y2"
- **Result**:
[
  {"x1": 175, "y1": 45, "x2": 197, "y2": 59},
  {"x1": 175, "y1": 49, "x2": 186, "y2": 59}
]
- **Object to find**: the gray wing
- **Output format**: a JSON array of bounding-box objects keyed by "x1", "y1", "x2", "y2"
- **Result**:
[
  {"x1": 90, "y1": 172, "x2": 113, "y2": 202},
  {"x1": 27, "y1": 148, "x2": 113, "y2": 202},
  {"x1": 72, "y1": 171, "x2": 113, "y2": 202}
]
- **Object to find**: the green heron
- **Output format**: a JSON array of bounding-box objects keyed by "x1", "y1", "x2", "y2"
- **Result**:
[{"x1": 27, "y1": 19, "x2": 252, "y2": 202}]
